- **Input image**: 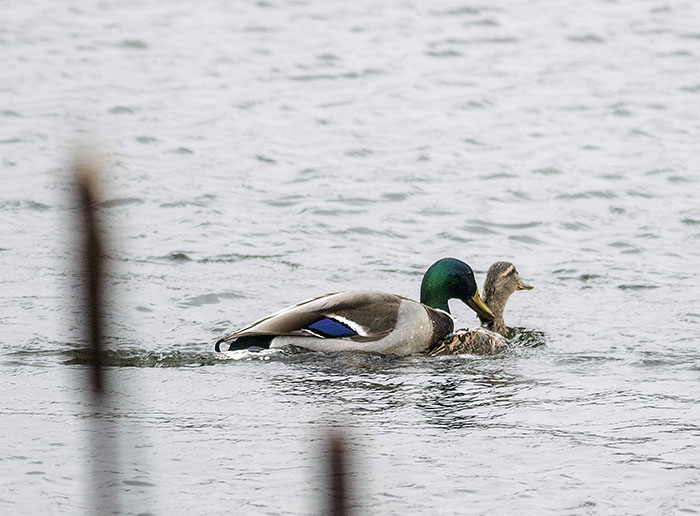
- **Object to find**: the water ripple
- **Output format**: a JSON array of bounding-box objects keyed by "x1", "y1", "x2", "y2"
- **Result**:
[
  {"x1": 99, "y1": 197, "x2": 144, "y2": 208},
  {"x1": 556, "y1": 191, "x2": 617, "y2": 200}
]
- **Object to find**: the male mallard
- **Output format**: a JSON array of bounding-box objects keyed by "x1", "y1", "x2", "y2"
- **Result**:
[
  {"x1": 215, "y1": 258, "x2": 494, "y2": 356},
  {"x1": 430, "y1": 261, "x2": 533, "y2": 355}
]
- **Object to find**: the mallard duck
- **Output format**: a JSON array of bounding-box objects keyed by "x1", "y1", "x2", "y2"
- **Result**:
[
  {"x1": 214, "y1": 258, "x2": 494, "y2": 356},
  {"x1": 430, "y1": 261, "x2": 533, "y2": 355}
]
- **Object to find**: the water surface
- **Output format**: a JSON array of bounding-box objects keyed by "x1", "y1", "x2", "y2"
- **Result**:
[{"x1": 1, "y1": 1, "x2": 699, "y2": 514}]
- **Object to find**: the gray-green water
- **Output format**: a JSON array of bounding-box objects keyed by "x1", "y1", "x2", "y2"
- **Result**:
[{"x1": 1, "y1": 1, "x2": 699, "y2": 514}]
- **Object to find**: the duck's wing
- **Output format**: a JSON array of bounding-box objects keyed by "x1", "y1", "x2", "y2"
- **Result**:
[
  {"x1": 430, "y1": 327, "x2": 506, "y2": 356},
  {"x1": 215, "y1": 290, "x2": 402, "y2": 351}
]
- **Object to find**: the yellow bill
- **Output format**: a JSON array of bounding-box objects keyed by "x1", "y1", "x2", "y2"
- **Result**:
[{"x1": 466, "y1": 289, "x2": 494, "y2": 319}]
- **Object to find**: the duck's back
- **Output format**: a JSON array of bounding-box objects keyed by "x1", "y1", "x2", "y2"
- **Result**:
[
  {"x1": 217, "y1": 290, "x2": 454, "y2": 356},
  {"x1": 430, "y1": 327, "x2": 507, "y2": 356}
]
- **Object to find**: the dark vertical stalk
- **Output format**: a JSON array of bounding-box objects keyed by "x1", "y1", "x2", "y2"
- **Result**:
[
  {"x1": 328, "y1": 433, "x2": 349, "y2": 516},
  {"x1": 74, "y1": 158, "x2": 119, "y2": 515},
  {"x1": 76, "y1": 160, "x2": 105, "y2": 394}
]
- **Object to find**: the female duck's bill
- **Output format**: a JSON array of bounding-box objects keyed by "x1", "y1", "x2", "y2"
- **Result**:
[{"x1": 215, "y1": 257, "x2": 494, "y2": 356}]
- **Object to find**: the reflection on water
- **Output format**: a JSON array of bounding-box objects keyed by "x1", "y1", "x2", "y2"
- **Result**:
[{"x1": 415, "y1": 363, "x2": 525, "y2": 431}]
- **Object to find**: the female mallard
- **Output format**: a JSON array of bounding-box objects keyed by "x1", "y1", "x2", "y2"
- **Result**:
[
  {"x1": 215, "y1": 258, "x2": 494, "y2": 356},
  {"x1": 430, "y1": 261, "x2": 533, "y2": 355}
]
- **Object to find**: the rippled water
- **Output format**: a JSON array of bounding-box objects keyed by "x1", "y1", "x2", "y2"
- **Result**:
[{"x1": 2, "y1": 1, "x2": 699, "y2": 514}]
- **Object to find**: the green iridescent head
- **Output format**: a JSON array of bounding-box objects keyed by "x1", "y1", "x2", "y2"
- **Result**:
[{"x1": 420, "y1": 258, "x2": 494, "y2": 319}]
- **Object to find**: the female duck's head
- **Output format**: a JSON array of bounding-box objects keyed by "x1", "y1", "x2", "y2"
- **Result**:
[{"x1": 420, "y1": 258, "x2": 494, "y2": 318}]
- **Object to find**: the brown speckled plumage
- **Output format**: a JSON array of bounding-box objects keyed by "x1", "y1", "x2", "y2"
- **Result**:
[
  {"x1": 430, "y1": 262, "x2": 532, "y2": 356},
  {"x1": 430, "y1": 327, "x2": 505, "y2": 355}
]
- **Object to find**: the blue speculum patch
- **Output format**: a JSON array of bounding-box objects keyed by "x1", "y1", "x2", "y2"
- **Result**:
[{"x1": 307, "y1": 317, "x2": 357, "y2": 338}]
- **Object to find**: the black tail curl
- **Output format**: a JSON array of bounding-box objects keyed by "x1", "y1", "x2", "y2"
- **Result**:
[{"x1": 215, "y1": 335, "x2": 274, "y2": 352}]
